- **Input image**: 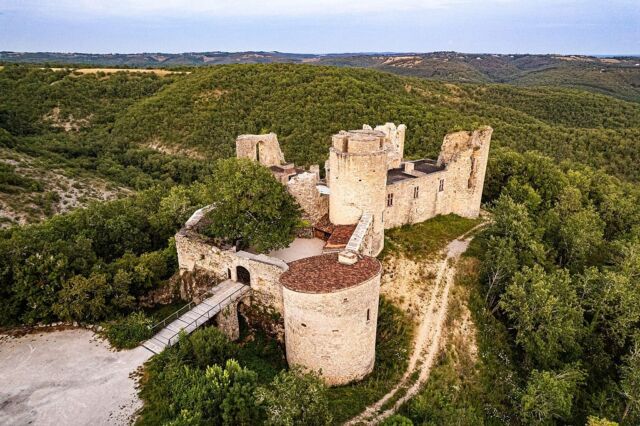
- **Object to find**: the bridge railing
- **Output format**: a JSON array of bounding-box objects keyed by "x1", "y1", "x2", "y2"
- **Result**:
[
  {"x1": 149, "y1": 299, "x2": 198, "y2": 334},
  {"x1": 163, "y1": 285, "x2": 249, "y2": 347}
]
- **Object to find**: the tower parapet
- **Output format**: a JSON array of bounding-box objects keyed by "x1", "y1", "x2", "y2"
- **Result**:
[{"x1": 328, "y1": 129, "x2": 388, "y2": 255}]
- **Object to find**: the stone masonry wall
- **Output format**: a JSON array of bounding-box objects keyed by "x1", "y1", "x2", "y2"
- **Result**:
[
  {"x1": 384, "y1": 170, "x2": 448, "y2": 229},
  {"x1": 328, "y1": 131, "x2": 388, "y2": 256},
  {"x1": 235, "y1": 133, "x2": 285, "y2": 167},
  {"x1": 437, "y1": 127, "x2": 492, "y2": 218},
  {"x1": 282, "y1": 270, "x2": 381, "y2": 386},
  {"x1": 175, "y1": 229, "x2": 288, "y2": 313},
  {"x1": 383, "y1": 126, "x2": 492, "y2": 227},
  {"x1": 287, "y1": 172, "x2": 329, "y2": 224}
]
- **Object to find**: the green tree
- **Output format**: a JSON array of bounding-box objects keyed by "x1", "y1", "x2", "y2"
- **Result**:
[
  {"x1": 203, "y1": 158, "x2": 302, "y2": 253},
  {"x1": 256, "y1": 368, "x2": 332, "y2": 426},
  {"x1": 187, "y1": 326, "x2": 237, "y2": 370},
  {"x1": 54, "y1": 272, "x2": 134, "y2": 322},
  {"x1": 546, "y1": 186, "x2": 604, "y2": 271},
  {"x1": 481, "y1": 236, "x2": 519, "y2": 311},
  {"x1": 521, "y1": 367, "x2": 585, "y2": 424},
  {"x1": 620, "y1": 335, "x2": 640, "y2": 423},
  {"x1": 168, "y1": 359, "x2": 260, "y2": 425},
  {"x1": 587, "y1": 416, "x2": 619, "y2": 426},
  {"x1": 500, "y1": 265, "x2": 584, "y2": 367}
]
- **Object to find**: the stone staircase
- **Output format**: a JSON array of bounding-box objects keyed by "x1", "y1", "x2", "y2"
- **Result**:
[{"x1": 142, "y1": 280, "x2": 250, "y2": 354}]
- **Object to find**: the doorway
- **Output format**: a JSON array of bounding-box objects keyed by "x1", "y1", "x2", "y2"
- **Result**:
[{"x1": 236, "y1": 266, "x2": 251, "y2": 285}]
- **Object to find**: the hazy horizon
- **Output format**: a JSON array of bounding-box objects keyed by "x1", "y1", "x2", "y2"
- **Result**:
[{"x1": 1, "y1": 0, "x2": 638, "y2": 56}]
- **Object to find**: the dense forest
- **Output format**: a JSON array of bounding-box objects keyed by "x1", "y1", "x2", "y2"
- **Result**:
[
  {"x1": 1, "y1": 63, "x2": 639, "y2": 226},
  {"x1": 3, "y1": 51, "x2": 639, "y2": 102},
  {"x1": 2, "y1": 62, "x2": 640, "y2": 424}
]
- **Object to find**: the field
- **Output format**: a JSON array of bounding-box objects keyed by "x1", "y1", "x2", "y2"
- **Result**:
[{"x1": 49, "y1": 67, "x2": 188, "y2": 76}]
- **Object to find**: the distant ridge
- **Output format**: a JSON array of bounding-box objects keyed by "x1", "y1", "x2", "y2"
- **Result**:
[{"x1": 2, "y1": 51, "x2": 639, "y2": 102}]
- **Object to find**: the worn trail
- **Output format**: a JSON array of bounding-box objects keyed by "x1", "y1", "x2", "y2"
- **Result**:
[{"x1": 345, "y1": 227, "x2": 480, "y2": 425}]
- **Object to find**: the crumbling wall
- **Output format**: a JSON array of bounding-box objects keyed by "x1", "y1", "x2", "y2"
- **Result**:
[
  {"x1": 287, "y1": 172, "x2": 329, "y2": 224},
  {"x1": 437, "y1": 127, "x2": 492, "y2": 218},
  {"x1": 235, "y1": 133, "x2": 285, "y2": 167},
  {"x1": 383, "y1": 126, "x2": 492, "y2": 227},
  {"x1": 365, "y1": 122, "x2": 406, "y2": 169},
  {"x1": 175, "y1": 209, "x2": 289, "y2": 313}
]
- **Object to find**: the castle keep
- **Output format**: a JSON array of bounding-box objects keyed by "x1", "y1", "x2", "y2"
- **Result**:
[{"x1": 175, "y1": 123, "x2": 492, "y2": 385}]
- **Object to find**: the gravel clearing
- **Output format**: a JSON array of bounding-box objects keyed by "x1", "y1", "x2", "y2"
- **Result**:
[{"x1": 0, "y1": 328, "x2": 152, "y2": 425}]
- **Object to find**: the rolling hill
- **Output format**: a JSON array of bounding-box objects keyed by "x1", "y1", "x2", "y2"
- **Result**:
[
  {"x1": 3, "y1": 51, "x2": 639, "y2": 102},
  {"x1": 1, "y1": 63, "x2": 639, "y2": 225}
]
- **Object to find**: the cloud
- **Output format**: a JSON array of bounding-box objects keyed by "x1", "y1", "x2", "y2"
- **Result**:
[{"x1": 3, "y1": 0, "x2": 507, "y2": 18}]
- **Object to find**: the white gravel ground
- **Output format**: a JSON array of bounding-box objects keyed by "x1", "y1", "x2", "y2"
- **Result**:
[{"x1": 0, "y1": 328, "x2": 152, "y2": 425}]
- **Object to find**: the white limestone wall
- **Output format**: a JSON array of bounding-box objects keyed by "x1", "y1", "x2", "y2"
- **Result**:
[
  {"x1": 328, "y1": 133, "x2": 387, "y2": 256},
  {"x1": 282, "y1": 272, "x2": 381, "y2": 386},
  {"x1": 383, "y1": 170, "x2": 448, "y2": 229},
  {"x1": 287, "y1": 172, "x2": 329, "y2": 224},
  {"x1": 175, "y1": 231, "x2": 288, "y2": 313},
  {"x1": 437, "y1": 127, "x2": 492, "y2": 218}
]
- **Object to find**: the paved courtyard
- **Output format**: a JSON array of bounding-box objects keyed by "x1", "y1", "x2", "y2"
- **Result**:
[
  {"x1": 268, "y1": 237, "x2": 325, "y2": 263},
  {"x1": 0, "y1": 328, "x2": 152, "y2": 425}
]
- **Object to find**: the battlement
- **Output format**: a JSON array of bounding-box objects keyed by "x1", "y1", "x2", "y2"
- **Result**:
[{"x1": 331, "y1": 130, "x2": 386, "y2": 154}]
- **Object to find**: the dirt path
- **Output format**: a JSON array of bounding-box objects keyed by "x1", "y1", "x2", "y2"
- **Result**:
[{"x1": 346, "y1": 227, "x2": 481, "y2": 425}]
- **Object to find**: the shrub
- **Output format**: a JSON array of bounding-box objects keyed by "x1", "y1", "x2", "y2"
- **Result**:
[
  {"x1": 256, "y1": 368, "x2": 332, "y2": 426},
  {"x1": 103, "y1": 311, "x2": 153, "y2": 349},
  {"x1": 183, "y1": 326, "x2": 238, "y2": 369},
  {"x1": 380, "y1": 414, "x2": 414, "y2": 426}
]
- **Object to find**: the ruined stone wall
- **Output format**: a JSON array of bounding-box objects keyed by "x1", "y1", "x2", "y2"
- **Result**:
[
  {"x1": 328, "y1": 131, "x2": 388, "y2": 256},
  {"x1": 383, "y1": 126, "x2": 492, "y2": 227},
  {"x1": 287, "y1": 172, "x2": 329, "y2": 224},
  {"x1": 437, "y1": 127, "x2": 492, "y2": 218},
  {"x1": 383, "y1": 170, "x2": 448, "y2": 229},
  {"x1": 371, "y1": 122, "x2": 406, "y2": 169},
  {"x1": 282, "y1": 271, "x2": 381, "y2": 386},
  {"x1": 234, "y1": 251, "x2": 288, "y2": 314},
  {"x1": 176, "y1": 231, "x2": 233, "y2": 281},
  {"x1": 235, "y1": 133, "x2": 285, "y2": 167}
]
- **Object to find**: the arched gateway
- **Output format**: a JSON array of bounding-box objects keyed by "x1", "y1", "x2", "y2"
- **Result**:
[{"x1": 236, "y1": 266, "x2": 251, "y2": 285}]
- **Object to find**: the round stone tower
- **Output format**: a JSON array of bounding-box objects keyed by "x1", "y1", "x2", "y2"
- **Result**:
[
  {"x1": 280, "y1": 252, "x2": 382, "y2": 386},
  {"x1": 328, "y1": 129, "x2": 388, "y2": 255}
]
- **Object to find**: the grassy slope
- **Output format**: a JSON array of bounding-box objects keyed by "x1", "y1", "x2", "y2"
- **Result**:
[{"x1": 112, "y1": 64, "x2": 640, "y2": 181}]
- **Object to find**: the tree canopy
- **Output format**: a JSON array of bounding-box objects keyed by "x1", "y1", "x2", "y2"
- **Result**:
[{"x1": 202, "y1": 158, "x2": 301, "y2": 253}]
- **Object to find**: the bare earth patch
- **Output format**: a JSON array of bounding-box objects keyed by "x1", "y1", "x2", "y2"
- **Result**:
[
  {"x1": 48, "y1": 68, "x2": 188, "y2": 76},
  {"x1": 0, "y1": 329, "x2": 152, "y2": 425},
  {"x1": 0, "y1": 150, "x2": 130, "y2": 227},
  {"x1": 346, "y1": 223, "x2": 485, "y2": 424}
]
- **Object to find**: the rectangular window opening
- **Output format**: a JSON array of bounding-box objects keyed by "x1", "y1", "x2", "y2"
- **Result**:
[
  {"x1": 439, "y1": 179, "x2": 445, "y2": 192},
  {"x1": 387, "y1": 193, "x2": 394, "y2": 207},
  {"x1": 413, "y1": 186, "x2": 419, "y2": 198}
]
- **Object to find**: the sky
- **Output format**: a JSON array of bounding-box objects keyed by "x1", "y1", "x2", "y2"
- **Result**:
[{"x1": 0, "y1": 0, "x2": 638, "y2": 55}]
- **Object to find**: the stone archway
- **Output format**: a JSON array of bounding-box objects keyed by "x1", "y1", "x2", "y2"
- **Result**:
[{"x1": 236, "y1": 266, "x2": 251, "y2": 285}]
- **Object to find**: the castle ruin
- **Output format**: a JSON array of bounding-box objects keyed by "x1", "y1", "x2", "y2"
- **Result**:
[{"x1": 175, "y1": 123, "x2": 492, "y2": 385}]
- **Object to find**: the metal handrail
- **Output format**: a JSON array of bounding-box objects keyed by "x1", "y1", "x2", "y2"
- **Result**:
[
  {"x1": 149, "y1": 286, "x2": 217, "y2": 333},
  {"x1": 150, "y1": 300, "x2": 196, "y2": 333},
  {"x1": 163, "y1": 285, "x2": 249, "y2": 347}
]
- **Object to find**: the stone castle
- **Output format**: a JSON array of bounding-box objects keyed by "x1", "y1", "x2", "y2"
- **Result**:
[{"x1": 176, "y1": 123, "x2": 492, "y2": 385}]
